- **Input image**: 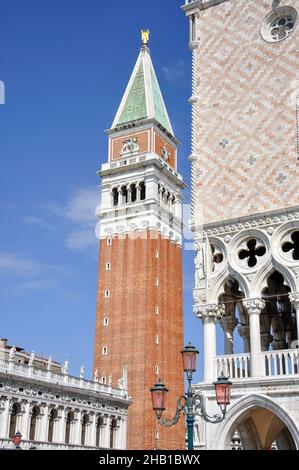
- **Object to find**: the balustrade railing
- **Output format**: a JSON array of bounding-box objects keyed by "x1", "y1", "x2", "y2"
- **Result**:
[
  {"x1": 101, "y1": 153, "x2": 181, "y2": 180},
  {"x1": 214, "y1": 349, "x2": 299, "y2": 380},
  {"x1": 263, "y1": 349, "x2": 299, "y2": 377},
  {"x1": 0, "y1": 438, "x2": 109, "y2": 451},
  {"x1": 215, "y1": 353, "x2": 251, "y2": 380},
  {"x1": 0, "y1": 359, "x2": 126, "y2": 398}
]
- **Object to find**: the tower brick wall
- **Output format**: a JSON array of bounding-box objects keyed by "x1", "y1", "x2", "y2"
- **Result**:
[{"x1": 94, "y1": 231, "x2": 185, "y2": 450}]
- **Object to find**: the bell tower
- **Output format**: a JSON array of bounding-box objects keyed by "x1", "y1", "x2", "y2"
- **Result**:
[{"x1": 93, "y1": 32, "x2": 186, "y2": 450}]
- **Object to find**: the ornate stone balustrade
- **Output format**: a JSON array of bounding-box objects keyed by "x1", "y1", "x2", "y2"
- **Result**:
[
  {"x1": 100, "y1": 153, "x2": 182, "y2": 181},
  {"x1": 0, "y1": 359, "x2": 127, "y2": 400},
  {"x1": 214, "y1": 349, "x2": 299, "y2": 381}
]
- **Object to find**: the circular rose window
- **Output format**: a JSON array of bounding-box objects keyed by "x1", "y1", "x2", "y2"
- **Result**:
[{"x1": 260, "y1": 6, "x2": 298, "y2": 43}]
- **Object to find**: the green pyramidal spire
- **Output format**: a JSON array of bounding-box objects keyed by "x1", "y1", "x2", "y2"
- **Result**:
[{"x1": 112, "y1": 40, "x2": 174, "y2": 136}]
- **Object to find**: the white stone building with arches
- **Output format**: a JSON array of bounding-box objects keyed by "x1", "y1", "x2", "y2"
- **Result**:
[
  {"x1": 183, "y1": 0, "x2": 299, "y2": 450},
  {"x1": 0, "y1": 340, "x2": 130, "y2": 450}
]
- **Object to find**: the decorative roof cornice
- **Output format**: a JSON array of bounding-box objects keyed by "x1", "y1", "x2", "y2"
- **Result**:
[{"x1": 182, "y1": 0, "x2": 229, "y2": 14}]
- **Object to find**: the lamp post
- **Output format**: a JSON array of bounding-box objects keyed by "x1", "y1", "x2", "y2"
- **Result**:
[
  {"x1": 12, "y1": 431, "x2": 22, "y2": 450},
  {"x1": 150, "y1": 343, "x2": 232, "y2": 451}
]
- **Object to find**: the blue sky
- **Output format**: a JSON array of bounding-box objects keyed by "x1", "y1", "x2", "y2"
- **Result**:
[{"x1": 0, "y1": 0, "x2": 217, "y2": 382}]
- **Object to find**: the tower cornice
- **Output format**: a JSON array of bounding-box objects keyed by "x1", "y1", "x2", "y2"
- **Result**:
[
  {"x1": 105, "y1": 118, "x2": 180, "y2": 147},
  {"x1": 182, "y1": 0, "x2": 229, "y2": 14},
  {"x1": 97, "y1": 154, "x2": 186, "y2": 190}
]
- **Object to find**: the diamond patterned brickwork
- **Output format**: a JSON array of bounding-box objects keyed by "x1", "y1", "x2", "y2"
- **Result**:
[{"x1": 193, "y1": 0, "x2": 299, "y2": 225}]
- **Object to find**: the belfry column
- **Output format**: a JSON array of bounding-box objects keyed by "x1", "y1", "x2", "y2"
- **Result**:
[
  {"x1": 243, "y1": 299, "x2": 265, "y2": 377},
  {"x1": 289, "y1": 293, "x2": 299, "y2": 347},
  {"x1": 196, "y1": 305, "x2": 222, "y2": 382}
]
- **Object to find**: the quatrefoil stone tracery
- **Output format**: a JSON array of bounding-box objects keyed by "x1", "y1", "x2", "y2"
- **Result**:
[
  {"x1": 211, "y1": 245, "x2": 224, "y2": 266},
  {"x1": 238, "y1": 239, "x2": 266, "y2": 268},
  {"x1": 282, "y1": 231, "x2": 299, "y2": 261}
]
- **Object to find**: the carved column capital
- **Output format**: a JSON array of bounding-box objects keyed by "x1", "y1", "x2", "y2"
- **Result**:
[
  {"x1": 289, "y1": 293, "x2": 299, "y2": 309},
  {"x1": 194, "y1": 303, "x2": 224, "y2": 322},
  {"x1": 243, "y1": 298, "x2": 265, "y2": 315}
]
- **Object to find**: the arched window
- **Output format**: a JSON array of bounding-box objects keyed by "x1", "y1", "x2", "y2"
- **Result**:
[
  {"x1": 96, "y1": 416, "x2": 104, "y2": 448},
  {"x1": 81, "y1": 414, "x2": 89, "y2": 446},
  {"x1": 48, "y1": 409, "x2": 57, "y2": 443},
  {"x1": 130, "y1": 184, "x2": 137, "y2": 203},
  {"x1": 9, "y1": 402, "x2": 20, "y2": 438},
  {"x1": 140, "y1": 182, "x2": 146, "y2": 201},
  {"x1": 112, "y1": 188, "x2": 119, "y2": 207},
  {"x1": 29, "y1": 406, "x2": 40, "y2": 442},
  {"x1": 110, "y1": 418, "x2": 117, "y2": 449}
]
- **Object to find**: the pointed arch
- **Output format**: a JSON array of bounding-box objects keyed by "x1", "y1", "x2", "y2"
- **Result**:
[
  {"x1": 212, "y1": 393, "x2": 299, "y2": 450},
  {"x1": 210, "y1": 269, "x2": 249, "y2": 304}
]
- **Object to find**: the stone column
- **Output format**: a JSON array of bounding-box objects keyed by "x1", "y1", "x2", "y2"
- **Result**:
[
  {"x1": 20, "y1": 401, "x2": 30, "y2": 440},
  {"x1": 127, "y1": 186, "x2": 132, "y2": 204},
  {"x1": 243, "y1": 299, "x2": 265, "y2": 377},
  {"x1": 220, "y1": 317, "x2": 238, "y2": 355},
  {"x1": 136, "y1": 184, "x2": 141, "y2": 203},
  {"x1": 118, "y1": 188, "x2": 123, "y2": 205},
  {"x1": 113, "y1": 418, "x2": 122, "y2": 450},
  {"x1": 74, "y1": 410, "x2": 82, "y2": 446},
  {"x1": 196, "y1": 304, "x2": 223, "y2": 382},
  {"x1": 289, "y1": 293, "x2": 299, "y2": 348},
  {"x1": 39, "y1": 405, "x2": 49, "y2": 442},
  {"x1": 53, "y1": 416, "x2": 60, "y2": 443},
  {"x1": 238, "y1": 325, "x2": 250, "y2": 353},
  {"x1": 58, "y1": 408, "x2": 66, "y2": 444},
  {"x1": 102, "y1": 416, "x2": 110, "y2": 449},
  {"x1": 1, "y1": 397, "x2": 10, "y2": 438},
  {"x1": 16, "y1": 406, "x2": 24, "y2": 437},
  {"x1": 121, "y1": 417, "x2": 127, "y2": 450},
  {"x1": 90, "y1": 414, "x2": 97, "y2": 448}
]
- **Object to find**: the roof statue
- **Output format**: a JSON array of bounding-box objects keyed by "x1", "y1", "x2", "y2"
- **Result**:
[{"x1": 141, "y1": 29, "x2": 150, "y2": 46}]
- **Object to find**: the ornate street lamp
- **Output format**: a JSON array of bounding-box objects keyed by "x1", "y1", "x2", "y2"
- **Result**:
[
  {"x1": 12, "y1": 431, "x2": 22, "y2": 450},
  {"x1": 150, "y1": 343, "x2": 232, "y2": 451}
]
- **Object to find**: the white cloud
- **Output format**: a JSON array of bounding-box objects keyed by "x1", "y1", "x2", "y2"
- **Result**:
[
  {"x1": 0, "y1": 253, "x2": 41, "y2": 276},
  {"x1": 0, "y1": 252, "x2": 70, "y2": 294},
  {"x1": 23, "y1": 215, "x2": 57, "y2": 232},
  {"x1": 162, "y1": 61, "x2": 187, "y2": 83},
  {"x1": 23, "y1": 186, "x2": 100, "y2": 253},
  {"x1": 49, "y1": 187, "x2": 100, "y2": 253},
  {"x1": 66, "y1": 229, "x2": 98, "y2": 252},
  {"x1": 49, "y1": 187, "x2": 99, "y2": 224},
  {"x1": 0, "y1": 278, "x2": 58, "y2": 295},
  {"x1": 0, "y1": 252, "x2": 70, "y2": 281}
]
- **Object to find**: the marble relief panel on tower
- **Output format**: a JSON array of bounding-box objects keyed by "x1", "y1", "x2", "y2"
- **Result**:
[
  {"x1": 110, "y1": 130, "x2": 151, "y2": 160},
  {"x1": 109, "y1": 127, "x2": 177, "y2": 169},
  {"x1": 191, "y1": 0, "x2": 299, "y2": 226}
]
